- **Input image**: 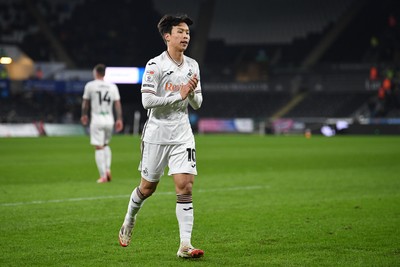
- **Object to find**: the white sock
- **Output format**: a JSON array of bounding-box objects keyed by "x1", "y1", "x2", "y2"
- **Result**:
[
  {"x1": 104, "y1": 145, "x2": 112, "y2": 172},
  {"x1": 124, "y1": 187, "x2": 146, "y2": 226},
  {"x1": 176, "y1": 194, "x2": 194, "y2": 246},
  {"x1": 95, "y1": 149, "x2": 106, "y2": 178}
]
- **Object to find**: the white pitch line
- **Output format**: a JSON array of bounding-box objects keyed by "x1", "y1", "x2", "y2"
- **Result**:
[{"x1": 0, "y1": 185, "x2": 268, "y2": 207}]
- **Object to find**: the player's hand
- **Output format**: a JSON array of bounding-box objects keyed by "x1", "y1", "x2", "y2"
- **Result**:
[
  {"x1": 115, "y1": 119, "x2": 123, "y2": 132},
  {"x1": 80, "y1": 115, "x2": 88, "y2": 126},
  {"x1": 180, "y1": 75, "x2": 198, "y2": 100}
]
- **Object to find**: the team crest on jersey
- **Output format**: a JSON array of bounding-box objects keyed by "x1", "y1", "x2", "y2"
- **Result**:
[
  {"x1": 145, "y1": 70, "x2": 155, "y2": 82},
  {"x1": 187, "y1": 69, "x2": 193, "y2": 78}
]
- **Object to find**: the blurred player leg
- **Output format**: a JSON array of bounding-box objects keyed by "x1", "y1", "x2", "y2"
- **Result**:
[
  {"x1": 95, "y1": 148, "x2": 107, "y2": 183},
  {"x1": 103, "y1": 125, "x2": 113, "y2": 181},
  {"x1": 104, "y1": 145, "x2": 112, "y2": 181}
]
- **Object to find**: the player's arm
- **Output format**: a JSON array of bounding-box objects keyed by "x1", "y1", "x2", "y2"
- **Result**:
[
  {"x1": 141, "y1": 60, "x2": 185, "y2": 109},
  {"x1": 142, "y1": 79, "x2": 198, "y2": 109},
  {"x1": 80, "y1": 99, "x2": 90, "y2": 125},
  {"x1": 188, "y1": 90, "x2": 202, "y2": 110},
  {"x1": 141, "y1": 75, "x2": 198, "y2": 109},
  {"x1": 114, "y1": 100, "x2": 123, "y2": 132},
  {"x1": 187, "y1": 74, "x2": 202, "y2": 110},
  {"x1": 142, "y1": 65, "x2": 201, "y2": 109},
  {"x1": 142, "y1": 92, "x2": 182, "y2": 109}
]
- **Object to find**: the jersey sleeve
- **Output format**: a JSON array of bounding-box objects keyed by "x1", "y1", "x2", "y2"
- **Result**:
[
  {"x1": 82, "y1": 82, "x2": 91, "y2": 99},
  {"x1": 142, "y1": 92, "x2": 182, "y2": 109},
  {"x1": 189, "y1": 60, "x2": 202, "y2": 109},
  {"x1": 113, "y1": 84, "x2": 121, "y2": 101},
  {"x1": 141, "y1": 59, "x2": 160, "y2": 94},
  {"x1": 188, "y1": 92, "x2": 202, "y2": 110},
  {"x1": 192, "y1": 60, "x2": 202, "y2": 94}
]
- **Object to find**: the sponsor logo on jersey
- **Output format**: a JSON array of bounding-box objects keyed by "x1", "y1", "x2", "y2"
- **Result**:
[
  {"x1": 165, "y1": 82, "x2": 185, "y2": 92},
  {"x1": 148, "y1": 62, "x2": 156, "y2": 65},
  {"x1": 145, "y1": 70, "x2": 155, "y2": 82},
  {"x1": 166, "y1": 71, "x2": 174, "y2": 75}
]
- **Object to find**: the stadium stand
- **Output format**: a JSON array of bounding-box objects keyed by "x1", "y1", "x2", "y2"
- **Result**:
[
  {"x1": 208, "y1": 0, "x2": 354, "y2": 45},
  {"x1": 283, "y1": 91, "x2": 374, "y2": 118},
  {"x1": 320, "y1": 0, "x2": 400, "y2": 63},
  {"x1": 0, "y1": 0, "x2": 32, "y2": 44}
]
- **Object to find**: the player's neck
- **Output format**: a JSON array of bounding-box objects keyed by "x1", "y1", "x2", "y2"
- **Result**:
[{"x1": 166, "y1": 49, "x2": 184, "y2": 66}]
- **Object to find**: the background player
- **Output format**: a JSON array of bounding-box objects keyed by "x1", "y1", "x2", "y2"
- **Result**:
[
  {"x1": 118, "y1": 14, "x2": 204, "y2": 258},
  {"x1": 81, "y1": 64, "x2": 123, "y2": 183}
]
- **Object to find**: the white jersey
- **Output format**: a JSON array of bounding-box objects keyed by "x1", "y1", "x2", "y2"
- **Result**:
[
  {"x1": 83, "y1": 79, "x2": 120, "y2": 125},
  {"x1": 141, "y1": 51, "x2": 202, "y2": 144}
]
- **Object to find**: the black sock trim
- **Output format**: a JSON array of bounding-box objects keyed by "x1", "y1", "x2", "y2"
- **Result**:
[
  {"x1": 136, "y1": 187, "x2": 147, "y2": 200},
  {"x1": 176, "y1": 194, "x2": 192, "y2": 204}
]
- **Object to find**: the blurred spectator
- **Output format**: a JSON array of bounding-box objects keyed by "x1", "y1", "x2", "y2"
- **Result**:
[
  {"x1": 388, "y1": 14, "x2": 397, "y2": 28},
  {"x1": 370, "y1": 35, "x2": 379, "y2": 48},
  {"x1": 255, "y1": 49, "x2": 269, "y2": 81},
  {"x1": 382, "y1": 77, "x2": 391, "y2": 91},
  {"x1": 376, "y1": 84, "x2": 387, "y2": 117},
  {"x1": 35, "y1": 66, "x2": 43, "y2": 80},
  {"x1": 0, "y1": 65, "x2": 8, "y2": 79},
  {"x1": 369, "y1": 66, "x2": 378, "y2": 80},
  {"x1": 385, "y1": 67, "x2": 395, "y2": 80},
  {"x1": 368, "y1": 35, "x2": 380, "y2": 61}
]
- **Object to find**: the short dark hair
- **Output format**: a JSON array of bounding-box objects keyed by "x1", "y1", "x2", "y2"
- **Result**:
[
  {"x1": 94, "y1": 64, "x2": 106, "y2": 77},
  {"x1": 157, "y1": 14, "x2": 193, "y2": 41}
]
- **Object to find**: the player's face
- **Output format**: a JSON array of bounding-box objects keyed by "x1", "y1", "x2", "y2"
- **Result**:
[{"x1": 166, "y1": 23, "x2": 190, "y2": 52}]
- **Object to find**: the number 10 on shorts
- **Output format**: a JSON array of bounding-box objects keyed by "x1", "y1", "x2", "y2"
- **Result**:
[{"x1": 186, "y1": 148, "x2": 196, "y2": 162}]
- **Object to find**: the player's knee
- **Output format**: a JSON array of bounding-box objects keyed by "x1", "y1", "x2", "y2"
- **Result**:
[
  {"x1": 139, "y1": 188, "x2": 155, "y2": 199},
  {"x1": 178, "y1": 182, "x2": 193, "y2": 195},
  {"x1": 185, "y1": 184, "x2": 193, "y2": 194},
  {"x1": 138, "y1": 183, "x2": 158, "y2": 199}
]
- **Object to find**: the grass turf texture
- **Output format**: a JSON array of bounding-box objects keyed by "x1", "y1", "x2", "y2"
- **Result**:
[{"x1": 0, "y1": 135, "x2": 399, "y2": 266}]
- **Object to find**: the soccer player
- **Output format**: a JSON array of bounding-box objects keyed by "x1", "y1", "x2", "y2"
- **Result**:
[
  {"x1": 118, "y1": 14, "x2": 204, "y2": 258},
  {"x1": 81, "y1": 64, "x2": 123, "y2": 183}
]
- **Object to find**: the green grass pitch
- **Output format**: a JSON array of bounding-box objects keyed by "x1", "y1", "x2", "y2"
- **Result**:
[{"x1": 0, "y1": 134, "x2": 399, "y2": 266}]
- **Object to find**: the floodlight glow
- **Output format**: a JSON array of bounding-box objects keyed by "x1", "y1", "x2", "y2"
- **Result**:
[{"x1": 0, "y1": 57, "x2": 12, "y2": 64}]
